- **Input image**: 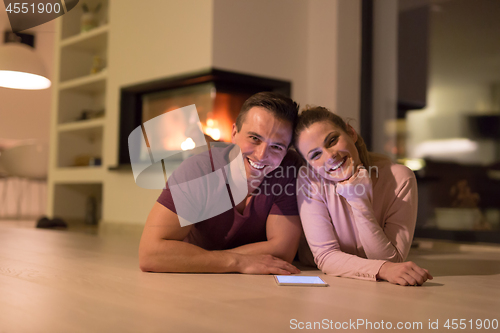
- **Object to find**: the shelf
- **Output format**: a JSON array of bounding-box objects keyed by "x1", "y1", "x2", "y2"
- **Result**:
[
  {"x1": 60, "y1": 25, "x2": 109, "y2": 52},
  {"x1": 60, "y1": 0, "x2": 109, "y2": 39},
  {"x1": 57, "y1": 126, "x2": 103, "y2": 168},
  {"x1": 58, "y1": 118, "x2": 105, "y2": 132},
  {"x1": 49, "y1": 0, "x2": 109, "y2": 220},
  {"x1": 52, "y1": 167, "x2": 105, "y2": 183},
  {"x1": 59, "y1": 71, "x2": 107, "y2": 93}
]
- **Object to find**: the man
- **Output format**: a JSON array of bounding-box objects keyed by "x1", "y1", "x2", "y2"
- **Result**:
[{"x1": 139, "y1": 92, "x2": 303, "y2": 274}]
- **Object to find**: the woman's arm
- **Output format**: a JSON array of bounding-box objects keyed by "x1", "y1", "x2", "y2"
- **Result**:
[
  {"x1": 337, "y1": 167, "x2": 417, "y2": 262},
  {"x1": 337, "y1": 167, "x2": 433, "y2": 285},
  {"x1": 297, "y1": 173, "x2": 386, "y2": 281}
]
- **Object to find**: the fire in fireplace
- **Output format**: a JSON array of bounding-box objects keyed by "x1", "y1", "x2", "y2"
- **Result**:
[{"x1": 115, "y1": 68, "x2": 291, "y2": 167}]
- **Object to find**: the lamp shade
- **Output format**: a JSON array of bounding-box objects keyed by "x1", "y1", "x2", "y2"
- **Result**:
[{"x1": 0, "y1": 43, "x2": 51, "y2": 90}]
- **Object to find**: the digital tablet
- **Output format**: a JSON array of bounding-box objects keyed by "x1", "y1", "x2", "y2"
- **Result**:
[{"x1": 274, "y1": 275, "x2": 329, "y2": 287}]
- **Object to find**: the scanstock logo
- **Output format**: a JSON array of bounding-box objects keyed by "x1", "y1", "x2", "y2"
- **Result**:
[
  {"x1": 4, "y1": 0, "x2": 79, "y2": 32},
  {"x1": 128, "y1": 105, "x2": 249, "y2": 227}
]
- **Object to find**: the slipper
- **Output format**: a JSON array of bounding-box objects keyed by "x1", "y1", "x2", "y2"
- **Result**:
[
  {"x1": 52, "y1": 217, "x2": 68, "y2": 228},
  {"x1": 36, "y1": 216, "x2": 55, "y2": 228},
  {"x1": 35, "y1": 216, "x2": 68, "y2": 229}
]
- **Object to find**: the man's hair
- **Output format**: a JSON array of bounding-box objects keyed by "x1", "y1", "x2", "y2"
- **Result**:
[{"x1": 235, "y1": 91, "x2": 299, "y2": 132}]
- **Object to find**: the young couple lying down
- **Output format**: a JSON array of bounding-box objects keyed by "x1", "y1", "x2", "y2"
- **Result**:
[{"x1": 139, "y1": 92, "x2": 432, "y2": 286}]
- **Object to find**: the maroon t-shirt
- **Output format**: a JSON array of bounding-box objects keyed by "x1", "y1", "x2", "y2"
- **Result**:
[{"x1": 157, "y1": 145, "x2": 303, "y2": 250}]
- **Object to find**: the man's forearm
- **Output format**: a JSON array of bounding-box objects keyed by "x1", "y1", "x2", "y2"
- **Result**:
[
  {"x1": 139, "y1": 239, "x2": 240, "y2": 273},
  {"x1": 226, "y1": 240, "x2": 296, "y2": 263}
]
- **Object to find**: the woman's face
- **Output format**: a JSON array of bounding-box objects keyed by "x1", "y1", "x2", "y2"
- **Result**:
[{"x1": 296, "y1": 121, "x2": 361, "y2": 182}]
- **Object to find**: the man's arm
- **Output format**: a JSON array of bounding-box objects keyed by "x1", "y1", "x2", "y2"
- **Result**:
[
  {"x1": 225, "y1": 214, "x2": 302, "y2": 263},
  {"x1": 138, "y1": 202, "x2": 300, "y2": 274}
]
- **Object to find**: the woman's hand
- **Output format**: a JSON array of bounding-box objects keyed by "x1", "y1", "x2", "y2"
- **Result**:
[
  {"x1": 377, "y1": 261, "x2": 433, "y2": 286},
  {"x1": 340, "y1": 163, "x2": 365, "y2": 183},
  {"x1": 335, "y1": 165, "x2": 372, "y2": 201}
]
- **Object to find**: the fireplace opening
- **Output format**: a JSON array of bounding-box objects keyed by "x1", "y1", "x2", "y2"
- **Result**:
[{"x1": 114, "y1": 68, "x2": 291, "y2": 168}]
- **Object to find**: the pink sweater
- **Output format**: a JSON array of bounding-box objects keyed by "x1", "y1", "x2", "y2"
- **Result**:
[{"x1": 296, "y1": 154, "x2": 418, "y2": 281}]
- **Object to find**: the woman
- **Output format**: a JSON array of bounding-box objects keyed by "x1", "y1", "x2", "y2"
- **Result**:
[{"x1": 294, "y1": 106, "x2": 432, "y2": 286}]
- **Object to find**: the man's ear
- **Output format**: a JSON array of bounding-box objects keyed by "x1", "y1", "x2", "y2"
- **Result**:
[
  {"x1": 231, "y1": 123, "x2": 238, "y2": 143},
  {"x1": 347, "y1": 125, "x2": 358, "y2": 143}
]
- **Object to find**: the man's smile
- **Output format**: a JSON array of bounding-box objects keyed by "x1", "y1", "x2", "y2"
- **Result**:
[{"x1": 247, "y1": 157, "x2": 266, "y2": 170}]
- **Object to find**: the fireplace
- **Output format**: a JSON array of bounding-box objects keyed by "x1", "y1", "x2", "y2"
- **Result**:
[{"x1": 115, "y1": 68, "x2": 291, "y2": 168}]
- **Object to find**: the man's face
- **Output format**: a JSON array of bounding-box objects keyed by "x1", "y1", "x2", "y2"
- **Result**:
[{"x1": 231, "y1": 107, "x2": 292, "y2": 189}]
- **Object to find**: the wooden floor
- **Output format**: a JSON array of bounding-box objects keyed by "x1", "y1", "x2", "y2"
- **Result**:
[{"x1": 1, "y1": 223, "x2": 499, "y2": 333}]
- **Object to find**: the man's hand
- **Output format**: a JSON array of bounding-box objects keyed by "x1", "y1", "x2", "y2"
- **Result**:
[
  {"x1": 377, "y1": 261, "x2": 433, "y2": 286},
  {"x1": 235, "y1": 253, "x2": 301, "y2": 275}
]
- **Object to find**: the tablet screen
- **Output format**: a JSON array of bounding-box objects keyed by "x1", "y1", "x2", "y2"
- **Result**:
[{"x1": 275, "y1": 275, "x2": 328, "y2": 285}]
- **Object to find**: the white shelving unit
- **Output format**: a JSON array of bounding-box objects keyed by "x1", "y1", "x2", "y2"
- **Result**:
[
  {"x1": 59, "y1": 71, "x2": 107, "y2": 93},
  {"x1": 47, "y1": 0, "x2": 109, "y2": 225},
  {"x1": 58, "y1": 118, "x2": 105, "y2": 132},
  {"x1": 60, "y1": 25, "x2": 109, "y2": 50}
]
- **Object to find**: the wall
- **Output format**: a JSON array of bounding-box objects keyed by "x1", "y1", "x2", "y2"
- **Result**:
[
  {"x1": 335, "y1": 0, "x2": 361, "y2": 128},
  {"x1": 213, "y1": 0, "x2": 361, "y2": 126},
  {"x1": 308, "y1": 0, "x2": 361, "y2": 129},
  {"x1": 102, "y1": 0, "x2": 214, "y2": 224},
  {"x1": 212, "y1": 0, "x2": 308, "y2": 105},
  {"x1": 372, "y1": 0, "x2": 398, "y2": 155},
  {"x1": 0, "y1": 2, "x2": 55, "y2": 146},
  {"x1": 306, "y1": 0, "x2": 338, "y2": 112}
]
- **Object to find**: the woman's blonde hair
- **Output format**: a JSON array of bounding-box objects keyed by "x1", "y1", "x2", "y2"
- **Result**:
[{"x1": 293, "y1": 106, "x2": 371, "y2": 167}]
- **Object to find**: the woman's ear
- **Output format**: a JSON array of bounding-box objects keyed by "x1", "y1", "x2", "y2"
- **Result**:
[{"x1": 346, "y1": 125, "x2": 358, "y2": 143}]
